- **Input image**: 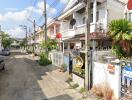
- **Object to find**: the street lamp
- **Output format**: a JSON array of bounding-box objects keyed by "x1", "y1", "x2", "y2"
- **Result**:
[{"x1": 19, "y1": 25, "x2": 28, "y2": 52}]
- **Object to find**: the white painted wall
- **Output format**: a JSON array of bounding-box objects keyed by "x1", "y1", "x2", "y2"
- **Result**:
[
  {"x1": 72, "y1": 73, "x2": 84, "y2": 88},
  {"x1": 107, "y1": 0, "x2": 125, "y2": 23},
  {"x1": 60, "y1": 0, "x2": 124, "y2": 39},
  {"x1": 93, "y1": 62, "x2": 121, "y2": 99},
  {"x1": 49, "y1": 51, "x2": 64, "y2": 67}
]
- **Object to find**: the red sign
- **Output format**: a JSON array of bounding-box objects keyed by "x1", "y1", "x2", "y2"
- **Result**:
[
  {"x1": 127, "y1": 0, "x2": 132, "y2": 10},
  {"x1": 107, "y1": 64, "x2": 115, "y2": 74},
  {"x1": 56, "y1": 33, "x2": 62, "y2": 39}
]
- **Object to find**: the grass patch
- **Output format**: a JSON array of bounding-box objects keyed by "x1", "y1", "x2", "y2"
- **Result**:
[{"x1": 79, "y1": 88, "x2": 87, "y2": 93}]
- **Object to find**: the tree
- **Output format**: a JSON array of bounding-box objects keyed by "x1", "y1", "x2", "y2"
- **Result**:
[
  {"x1": 108, "y1": 19, "x2": 132, "y2": 58},
  {"x1": 40, "y1": 38, "x2": 58, "y2": 51},
  {"x1": 1, "y1": 32, "x2": 12, "y2": 49}
]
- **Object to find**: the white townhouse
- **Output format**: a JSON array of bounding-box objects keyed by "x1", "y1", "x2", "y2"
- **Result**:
[
  {"x1": 58, "y1": 0, "x2": 125, "y2": 51},
  {"x1": 124, "y1": 0, "x2": 132, "y2": 21}
]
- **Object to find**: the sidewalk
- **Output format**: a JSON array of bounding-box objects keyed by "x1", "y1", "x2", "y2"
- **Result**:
[{"x1": 27, "y1": 55, "x2": 103, "y2": 100}]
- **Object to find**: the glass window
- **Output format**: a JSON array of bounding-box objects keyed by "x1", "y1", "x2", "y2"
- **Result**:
[
  {"x1": 64, "y1": 43, "x2": 68, "y2": 49},
  {"x1": 96, "y1": 12, "x2": 99, "y2": 22},
  {"x1": 129, "y1": 13, "x2": 132, "y2": 22},
  {"x1": 82, "y1": 17, "x2": 86, "y2": 24},
  {"x1": 90, "y1": 12, "x2": 99, "y2": 23},
  {"x1": 90, "y1": 14, "x2": 93, "y2": 23}
]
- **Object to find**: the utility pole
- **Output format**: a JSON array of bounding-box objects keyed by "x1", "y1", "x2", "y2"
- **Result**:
[
  {"x1": 85, "y1": 0, "x2": 91, "y2": 90},
  {"x1": 25, "y1": 26, "x2": 28, "y2": 52},
  {"x1": 19, "y1": 25, "x2": 28, "y2": 52},
  {"x1": 44, "y1": 0, "x2": 47, "y2": 42},
  {"x1": 33, "y1": 20, "x2": 36, "y2": 54},
  {"x1": 0, "y1": 25, "x2": 1, "y2": 32}
]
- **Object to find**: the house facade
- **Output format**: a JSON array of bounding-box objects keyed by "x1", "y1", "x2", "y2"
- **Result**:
[
  {"x1": 58, "y1": 0, "x2": 125, "y2": 52},
  {"x1": 27, "y1": 28, "x2": 44, "y2": 54},
  {"x1": 47, "y1": 20, "x2": 60, "y2": 39}
]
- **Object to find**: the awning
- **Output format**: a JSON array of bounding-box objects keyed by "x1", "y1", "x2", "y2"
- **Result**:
[
  {"x1": 63, "y1": 32, "x2": 110, "y2": 42},
  {"x1": 64, "y1": 34, "x2": 85, "y2": 42},
  {"x1": 89, "y1": 32, "x2": 110, "y2": 40}
]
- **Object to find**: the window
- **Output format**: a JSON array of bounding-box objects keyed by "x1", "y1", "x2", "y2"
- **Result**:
[
  {"x1": 90, "y1": 12, "x2": 99, "y2": 23},
  {"x1": 64, "y1": 43, "x2": 68, "y2": 49},
  {"x1": 96, "y1": 12, "x2": 99, "y2": 22},
  {"x1": 82, "y1": 17, "x2": 86, "y2": 24},
  {"x1": 90, "y1": 14, "x2": 93, "y2": 23},
  {"x1": 129, "y1": 13, "x2": 132, "y2": 22}
]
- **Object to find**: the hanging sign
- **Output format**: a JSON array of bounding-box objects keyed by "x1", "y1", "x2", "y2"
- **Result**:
[
  {"x1": 56, "y1": 33, "x2": 62, "y2": 39},
  {"x1": 127, "y1": 0, "x2": 132, "y2": 10}
]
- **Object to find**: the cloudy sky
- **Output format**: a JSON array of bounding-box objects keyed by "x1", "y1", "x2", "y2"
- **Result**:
[{"x1": 0, "y1": 0, "x2": 68, "y2": 38}]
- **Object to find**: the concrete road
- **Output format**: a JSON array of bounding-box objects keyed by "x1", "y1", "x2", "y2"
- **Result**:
[{"x1": 0, "y1": 50, "x2": 83, "y2": 100}]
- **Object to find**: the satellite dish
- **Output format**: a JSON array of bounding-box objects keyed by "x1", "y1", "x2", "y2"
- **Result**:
[{"x1": 70, "y1": 19, "x2": 76, "y2": 26}]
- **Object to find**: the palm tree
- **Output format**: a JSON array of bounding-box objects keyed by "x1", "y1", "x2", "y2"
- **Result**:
[{"x1": 108, "y1": 19, "x2": 132, "y2": 58}]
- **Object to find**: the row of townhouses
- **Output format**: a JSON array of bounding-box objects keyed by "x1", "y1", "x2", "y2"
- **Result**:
[
  {"x1": 27, "y1": 0, "x2": 132, "y2": 99},
  {"x1": 27, "y1": 0, "x2": 129, "y2": 53}
]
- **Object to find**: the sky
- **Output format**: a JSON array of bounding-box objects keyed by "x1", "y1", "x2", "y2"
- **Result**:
[{"x1": 0, "y1": 0, "x2": 68, "y2": 38}]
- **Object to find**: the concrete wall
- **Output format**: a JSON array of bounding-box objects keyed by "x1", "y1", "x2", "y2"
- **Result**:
[
  {"x1": 72, "y1": 73, "x2": 84, "y2": 88},
  {"x1": 93, "y1": 62, "x2": 121, "y2": 99},
  {"x1": 49, "y1": 51, "x2": 64, "y2": 67},
  {"x1": 107, "y1": 0, "x2": 124, "y2": 23}
]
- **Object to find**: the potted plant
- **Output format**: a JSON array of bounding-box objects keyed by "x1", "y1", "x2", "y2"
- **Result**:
[{"x1": 60, "y1": 64, "x2": 67, "y2": 72}]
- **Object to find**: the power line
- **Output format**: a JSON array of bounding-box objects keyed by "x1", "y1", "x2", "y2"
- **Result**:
[
  {"x1": 26, "y1": 0, "x2": 38, "y2": 20},
  {"x1": 37, "y1": 0, "x2": 70, "y2": 26},
  {"x1": 36, "y1": 0, "x2": 60, "y2": 24}
]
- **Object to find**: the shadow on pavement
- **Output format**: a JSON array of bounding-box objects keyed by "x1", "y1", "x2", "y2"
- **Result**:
[
  {"x1": 24, "y1": 57, "x2": 59, "y2": 80},
  {"x1": 0, "y1": 51, "x2": 74, "y2": 100},
  {"x1": 42, "y1": 94, "x2": 73, "y2": 100}
]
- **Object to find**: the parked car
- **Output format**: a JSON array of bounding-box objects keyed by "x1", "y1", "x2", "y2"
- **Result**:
[
  {"x1": 0, "y1": 56, "x2": 5, "y2": 70},
  {"x1": 0, "y1": 49, "x2": 10, "y2": 56}
]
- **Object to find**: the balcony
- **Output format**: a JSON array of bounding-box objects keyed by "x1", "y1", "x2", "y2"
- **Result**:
[{"x1": 61, "y1": 29, "x2": 75, "y2": 40}]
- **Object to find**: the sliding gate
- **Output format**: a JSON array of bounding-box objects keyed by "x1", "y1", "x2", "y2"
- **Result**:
[{"x1": 120, "y1": 61, "x2": 132, "y2": 100}]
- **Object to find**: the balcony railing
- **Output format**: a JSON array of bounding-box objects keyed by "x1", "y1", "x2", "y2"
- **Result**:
[{"x1": 61, "y1": 29, "x2": 75, "y2": 38}]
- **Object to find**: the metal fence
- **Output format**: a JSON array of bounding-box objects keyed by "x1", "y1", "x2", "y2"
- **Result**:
[
  {"x1": 49, "y1": 51, "x2": 64, "y2": 67},
  {"x1": 92, "y1": 49, "x2": 115, "y2": 63}
]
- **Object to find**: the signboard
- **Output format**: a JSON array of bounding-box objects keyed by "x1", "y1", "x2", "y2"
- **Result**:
[
  {"x1": 123, "y1": 66, "x2": 132, "y2": 80},
  {"x1": 107, "y1": 64, "x2": 115, "y2": 74},
  {"x1": 74, "y1": 56, "x2": 83, "y2": 68}
]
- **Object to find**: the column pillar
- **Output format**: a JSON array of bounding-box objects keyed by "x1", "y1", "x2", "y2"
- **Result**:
[
  {"x1": 93, "y1": 0, "x2": 97, "y2": 31},
  {"x1": 54, "y1": 24, "x2": 56, "y2": 37},
  {"x1": 92, "y1": 0, "x2": 97, "y2": 50}
]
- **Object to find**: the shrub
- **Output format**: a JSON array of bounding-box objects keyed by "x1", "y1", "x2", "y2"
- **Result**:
[
  {"x1": 92, "y1": 84, "x2": 114, "y2": 100},
  {"x1": 39, "y1": 53, "x2": 52, "y2": 66},
  {"x1": 60, "y1": 64, "x2": 67, "y2": 71},
  {"x1": 79, "y1": 88, "x2": 87, "y2": 93},
  {"x1": 72, "y1": 83, "x2": 79, "y2": 89}
]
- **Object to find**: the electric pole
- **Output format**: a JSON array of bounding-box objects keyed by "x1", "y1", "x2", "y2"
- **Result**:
[
  {"x1": 85, "y1": 0, "x2": 91, "y2": 90},
  {"x1": 19, "y1": 25, "x2": 28, "y2": 52},
  {"x1": 25, "y1": 26, "x2": 28, "y2": 52},
  {"x1": 0, "y1": 25, "x2": 1, "y2": 32},
  {"x1": 44, "y1": 0, "x2": 47, "y2": 42},
  {"x1": 33, "y1": 19, "x2": 36, "y2": 54}
]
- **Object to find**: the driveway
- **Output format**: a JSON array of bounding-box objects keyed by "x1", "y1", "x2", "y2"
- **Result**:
[{"x1": 0, "y1": 50, "x2": 84, "y2": 100}]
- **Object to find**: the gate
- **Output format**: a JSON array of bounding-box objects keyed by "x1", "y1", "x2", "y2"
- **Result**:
[{"x1": 120, "y1": 61, "x2": 132, "y2": 100}]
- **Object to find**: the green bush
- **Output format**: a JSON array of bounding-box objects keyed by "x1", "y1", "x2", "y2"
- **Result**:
[
  {"x1": 79, "y1": 88, "x2": 87, "y2": 93},
  {"x1": 39, "y1": 53, "x2": 52, "y2": 66},
  {"x1": 72, "y1": 83, "x2": 79, "y2": 89},
  {"x1": 60, "y1": 64, "x2": 67, "y2": 71}
]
